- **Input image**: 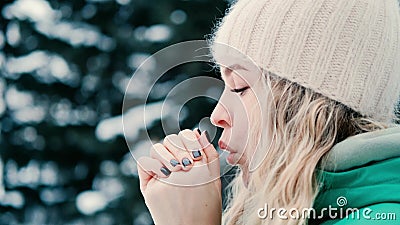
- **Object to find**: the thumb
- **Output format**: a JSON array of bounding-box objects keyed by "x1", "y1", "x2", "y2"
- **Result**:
[{"x1": 198, "y1": 130, "x2": 220, "y2": 179}]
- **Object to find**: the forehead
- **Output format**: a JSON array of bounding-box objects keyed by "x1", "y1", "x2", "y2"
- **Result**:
[
  {"x1": 212, "y1": 43, "x2": 263, "y2": 85},
  {"x1": 217, "y1": 59, "x2": 262, "y2": 85}
]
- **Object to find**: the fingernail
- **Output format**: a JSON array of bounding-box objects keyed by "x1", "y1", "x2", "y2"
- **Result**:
[
  {"x1": 170, "y1": 159, "x2": 180, "y2": 167},
  {"x1": 182, "y1": 158, "x2": 192, "y2": 167},
  {"x1": 204, "y1": 130, "x2": 211, "y2": 143},
  {"x1": 195, "y1": 128, "x2": 201, "y2": 135},
  {"x1": 192, "y1": 150, "x2": 202, "y2": 158},
  {"x1": 160, "y1": 167, "x2": 171, "y2": 176}
]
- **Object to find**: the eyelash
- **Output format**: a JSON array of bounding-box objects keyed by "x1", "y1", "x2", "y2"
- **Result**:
[{"x1": 231, "y1": 87, "x2": 249, "y2": 96}]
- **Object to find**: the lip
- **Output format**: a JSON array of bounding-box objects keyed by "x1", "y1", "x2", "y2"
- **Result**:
[{"x1": 218, "y1": 140, "x2": 237, "y2": 153}]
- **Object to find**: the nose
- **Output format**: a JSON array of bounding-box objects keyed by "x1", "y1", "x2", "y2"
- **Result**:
[{"x1": 210, "y1": 101, "x2": 231, "y2": 128}]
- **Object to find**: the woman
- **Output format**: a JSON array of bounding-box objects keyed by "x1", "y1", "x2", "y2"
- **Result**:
[{"x1": 137, "y1": 0, "x2": 400, "y2": 224}]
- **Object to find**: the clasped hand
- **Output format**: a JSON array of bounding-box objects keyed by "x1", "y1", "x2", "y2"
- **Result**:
[{"x1": 137, "y1": 129, "x2": 222, "y2": 225}]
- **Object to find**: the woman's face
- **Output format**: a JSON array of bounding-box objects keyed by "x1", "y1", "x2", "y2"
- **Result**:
[{"x1": 210, "y1": 58, "x2": 264, "y2": 178}]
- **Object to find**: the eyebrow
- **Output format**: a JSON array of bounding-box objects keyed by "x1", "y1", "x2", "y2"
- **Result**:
[
  {"x1": 219, "y1": 63, "x2": 249, "y2": 80},
  {"x1": 228, "y1": 64, "x2": 248, "y2": 71}
]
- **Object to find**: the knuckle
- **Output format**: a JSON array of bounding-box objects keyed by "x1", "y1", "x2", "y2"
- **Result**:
[
  {"x1": 179, "y1": 129, "x2": 192, "y2": 136},
  {"x1": 164, "y1": 138, "x2": 186, "y2": 152},
  {"x1": 179, "y1": 129, "x2": 196, "y2": 140},
  {"x1": 163, "y1": 134, "x2": 178, "y2": 145},
  {"x1": 166, "y1": 134, "x2": 178, "y2": 139},
  {"x1": 152, "y1": 143, "x2": 164, "y2": 150},
  {"x1": 151, "y1": 144, "x2": 162, "y2": 154},
  {"x1": 149, "y1": 147, "x2": 158, "y2": 158},
  {"x1": 137, "y1": 156, "x2": 146, "y2": 164}
]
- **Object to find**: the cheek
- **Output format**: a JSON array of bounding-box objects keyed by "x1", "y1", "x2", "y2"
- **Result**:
[
  {"x1": 230, "y1": 111, "x2": 249, "y2": 151},
  {"x1": 232, "y1": 98, "x2": 252, "y2": 134},
  {"x1": 242, "y1": 92, "x2": 263, "y2": 154},
  {"x1": 230, "y1": 93, "x2": 259, "y2": 152}
]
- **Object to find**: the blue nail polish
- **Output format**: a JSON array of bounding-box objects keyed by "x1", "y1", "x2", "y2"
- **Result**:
[
  {"x1": 192, "y1": 150, "x2": 202, "y2": 158},
  {"x1": 160, "y1": 167, "x2": 171, "y2": 176},
  {"x1": 170, "y1": 159, "x2": 180, "y2": 167},
  {"x1": 182, "y1": 158, "x2": 192, "y2": 167}
]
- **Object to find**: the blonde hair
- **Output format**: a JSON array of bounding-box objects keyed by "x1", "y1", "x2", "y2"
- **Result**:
[{"x1": 222, "y1": 70, "x2": 392, "y2": 225}]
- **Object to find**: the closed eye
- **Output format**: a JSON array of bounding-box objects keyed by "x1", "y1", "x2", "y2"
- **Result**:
[{"x1": 231, "y1": 87, "x2": 249, "y2": 95}]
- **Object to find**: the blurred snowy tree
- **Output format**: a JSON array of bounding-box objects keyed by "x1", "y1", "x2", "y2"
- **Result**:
[{"x1": 0, "y1": 0, "x2": 228, "y2": 224}]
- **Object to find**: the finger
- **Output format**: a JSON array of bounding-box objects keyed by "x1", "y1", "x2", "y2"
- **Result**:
[
  {"x1": 150, "y1": 143, "x2": 182, "y2": 172},
  {"x1": 163, "y1": 134, "x2": 193, "y2": 171},
  {"x1": 137, "y1": 156, "x2": 171, "y2": 192},
  {"x1": 198, "y1": 130, "x2": 220, "y2": 178},
  {"x1": 178, "y1": 129, "x2": 204, "y2": 162},
  {"x1": 193, "y1": 128, "x2": 208, "y2": 164}
]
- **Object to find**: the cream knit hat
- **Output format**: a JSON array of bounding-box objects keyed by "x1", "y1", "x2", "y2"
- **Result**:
[{"x1": 211, "y1": 0, "x2": 400, "y2": 123}]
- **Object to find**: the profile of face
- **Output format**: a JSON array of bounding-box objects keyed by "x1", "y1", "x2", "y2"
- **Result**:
[{"x1": 210, "y1": 54, "x2": 267, "y2": 182}]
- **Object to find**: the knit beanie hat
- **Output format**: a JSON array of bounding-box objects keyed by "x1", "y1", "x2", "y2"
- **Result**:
[{"x1": 211, "y1": 0, "x2": 400, "y2": 123}]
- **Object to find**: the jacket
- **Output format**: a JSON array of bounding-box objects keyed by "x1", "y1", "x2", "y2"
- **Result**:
[{"x1": 310, "y1": 126, "x2": 400, "y2": 225}]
